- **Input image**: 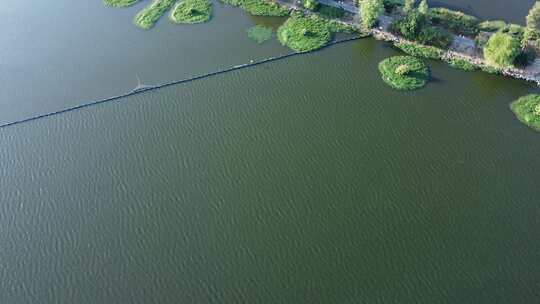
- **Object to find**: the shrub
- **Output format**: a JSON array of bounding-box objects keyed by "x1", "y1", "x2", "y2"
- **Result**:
[
  {"x1": 170, "y1": 0, "x2": 212, "y2": 24},
  {"x1": 501, "y1": 23, "x2": 526, "y2": 42},
  {"x1": 303, "y1": 0, "x2": 319, "y2": 11},
  {"x1": 447, "y1": 58, "x2": 478, "y2": 71},
  {"x1": 478, "y1": 20, "x2": 507, "y2": 32},
  {"x1": 417, "y1": 25, "x2": 453, "y2": 48},
  {"x1": 394, "y1": 41, "x2": 443, "y2": 59},
  {"x1": 510, "y1": 94, "x2": 540, "y2": 131},
  {"x1": 403, "y1": 0, "x2": 414, "y2": 13},
  {"x1": 429, "y1": 7, "x2": 479, "y2": 36},
  {"x1": 390, "y1": 9, "x2": 428, "y2": 40},
  {"x1": 378, "y1": 56, "x2": 429, "y2": 90},
  {"x1": 360, "y1": 0, "x2": 384, "y2": 29},
  {"x1": 383, "y1": 0, "x2": 403, "y2": 13},
  {"x1": 513, "y1": 47, "x2": 536, "y2": 67},
  {"x1": 484, "y1": 32, "x2": 520, "y2": 68}
]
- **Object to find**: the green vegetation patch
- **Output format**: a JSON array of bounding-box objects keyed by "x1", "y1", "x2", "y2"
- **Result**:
[
  {"x1": 383, "y1": 0, "x2": 403, "y2": 12},
  {"x1": 378, "y1": 56, "x2": 429, "y2": 90},
  {"x1": 446, "y1": 58, "x2": 478, "y2": 71},
  {"x1": 134, "y1": 0, "x2": 177, "y2": 30},
  {"x1": 104, "y1": 0, "x2": 139, "y2": 7},
  {"x1": 394, "y1": 41, "x2": 443, "y2": 60},
  {"x1": 479, "y1": 64, "x2": 502, "y2": 75},
  {"x1": 247, "y1": 25, "x2": 273, "y2": 43},
  {"x1": 277, "y1": 12, "x2": 352, "y2": 52},
  {"x1": 317, "y1": 4, "x2": 346, "y2": 19},
  {"x1": 478, "y1": 20, "x2": 507, "y2": 32},
  {"x1": 484, "y1": 32, "x2": 520, "y2": 68},
  {"x1": 170, "y1": 0, "x2": 212, "y2": 24},
  {"x1": 220, "y1": 0, "x2": 289, "y2": 16},
  {"x1": 390, "y1": 10, "x2": 453, "y2": 48},
  {"x1": 501, "y1": 23, "x2": 526, "y2": 41},
  {"x1": 510, "y1": 94, "x2": 540, "y2": 131},
  {"x1": 429, "y1": 7, "x2": 479, "y2": 36}
]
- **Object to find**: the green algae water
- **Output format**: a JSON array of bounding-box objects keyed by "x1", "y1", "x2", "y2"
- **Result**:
[{"x1": 1, "y1": 0, "x2": 540, "y2": 303}]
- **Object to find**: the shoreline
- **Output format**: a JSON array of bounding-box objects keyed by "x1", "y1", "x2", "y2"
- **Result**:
[{"x1": 273, "y1": 0, "x2": 540, "y2": 85}]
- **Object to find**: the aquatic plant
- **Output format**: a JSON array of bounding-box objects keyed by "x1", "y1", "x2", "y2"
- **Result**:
[
  {"x1": 247, "y1": 25, "x2": 274, "y2": 43},
  {"x1": 170, "y1": 0, "x2": 212, "y2": 24},
  {"x1": 510, "y1": 94, "x2": 540, "y2": 131},
  {"x1": 134, "y1": 0, "x2": 178, "y2": 30},
  {"x1": 277, "y1": 12, "x2": 352, "y2": 52},
  {"x1": 219, "y1": 0, "x2": 289, "y2": 16},
  {"x1": 446, "y1": 58, "x2": 478, "y2": 71},
  {"x1": 104, "y1": 0, "x2": 139, "y2": 7},
  {"x1": 394, "y1": 41, "x2": 443, "y2": 59},
  {"x1": 378, "y1": 55, "x2": 429, "y2": 90}
]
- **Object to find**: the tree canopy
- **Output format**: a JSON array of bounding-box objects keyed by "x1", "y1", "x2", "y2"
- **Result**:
[
  {"x1": 484, "y1": 32, "x2": 520, "y2": 68},
  {"x1": 360, "y1": 0, "x2": 384, "y2": 29},
  {"x1": 418, "y1": 0, "x2": 428, "y2": 15}
]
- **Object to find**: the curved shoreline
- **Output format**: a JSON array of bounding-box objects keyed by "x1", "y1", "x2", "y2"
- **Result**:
[{"x1": 0, "y1": 36, "x2": 362, "y2": 130}]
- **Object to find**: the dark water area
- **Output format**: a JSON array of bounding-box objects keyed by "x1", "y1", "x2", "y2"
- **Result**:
[
  {"x1": 434, "y1": 0, "x2": 535, "y2": 24},
  {"x1": 2, "y1": 1, "x2": 540, "y2": 303}
]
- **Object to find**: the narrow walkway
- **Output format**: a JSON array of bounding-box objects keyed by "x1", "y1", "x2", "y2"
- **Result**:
[{"x1": 318, "y1": 0, "x2": 357, "y2": 14}]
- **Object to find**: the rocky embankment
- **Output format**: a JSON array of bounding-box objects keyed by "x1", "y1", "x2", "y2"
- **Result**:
[{"x1": 277, "y1": 0, "x2": 540, "y2": 85}]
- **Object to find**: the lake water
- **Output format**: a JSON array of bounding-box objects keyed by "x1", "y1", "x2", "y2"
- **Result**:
[{"x1": 1, "y1": 1, "x2": 540, "y2": 303}]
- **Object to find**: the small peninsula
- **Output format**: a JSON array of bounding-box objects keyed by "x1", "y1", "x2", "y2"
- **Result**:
[{"x1": 170, "y1": 0, "x2": 212, "y2": 24}]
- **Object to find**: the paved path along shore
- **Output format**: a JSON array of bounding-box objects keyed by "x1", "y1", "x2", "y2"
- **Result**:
[{"x1": 277, "y1": 0, "x2": 540, "y2": 84}]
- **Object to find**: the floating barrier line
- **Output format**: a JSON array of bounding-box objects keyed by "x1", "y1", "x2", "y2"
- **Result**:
[{"x1": 0, "y1": 36, "x2": 362, "y2": 130}]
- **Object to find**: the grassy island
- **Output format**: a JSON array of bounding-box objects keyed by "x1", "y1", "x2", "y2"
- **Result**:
[
  {"x1": 134, "y1": 0, "x2": 177, "y2": 30},
  {"x1": 170, "y1": 0, "x2": 212, "y2": 24},
  {"x1": 378, "y1": 56, "x2": 429, "y2": 90},
  {"x1": 220, "y1": 0, "x2": 289, "y2": 16},
  {"x1": 104, "y1": 0, "x2": 139, "y2": 7},
  {"x1": 511, "y1": 94, "x2": 540, "y2": 131},
  {"x1": 277, "y1": 12, "x2": 353, "y2": 52}
]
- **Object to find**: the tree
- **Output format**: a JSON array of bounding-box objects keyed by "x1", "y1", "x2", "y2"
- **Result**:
[
  {"x1": 403, "y1": 0, "x2": 415, "y2": 14},
  {"x1": 523, "y1": 1, "x2": 540, "y2": 47},
  {"x1": 303, "y1": 0, "x2": 318, "y2": 11},
  {"x1": 418, "y1": 0, "x2": 428, "y2": 15},
  {"x1": 484, "y1": 32, "x2": 520, "y2": 68},
  {"x1": 360, "y1": 0, "x2": 384, "y2": 29},
  {"x1": 391, "y1": 9, "x2": 427, "y2": 40},
  {"x1": 526, "y1": 2, "x2": 540, "y2": 31}
]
